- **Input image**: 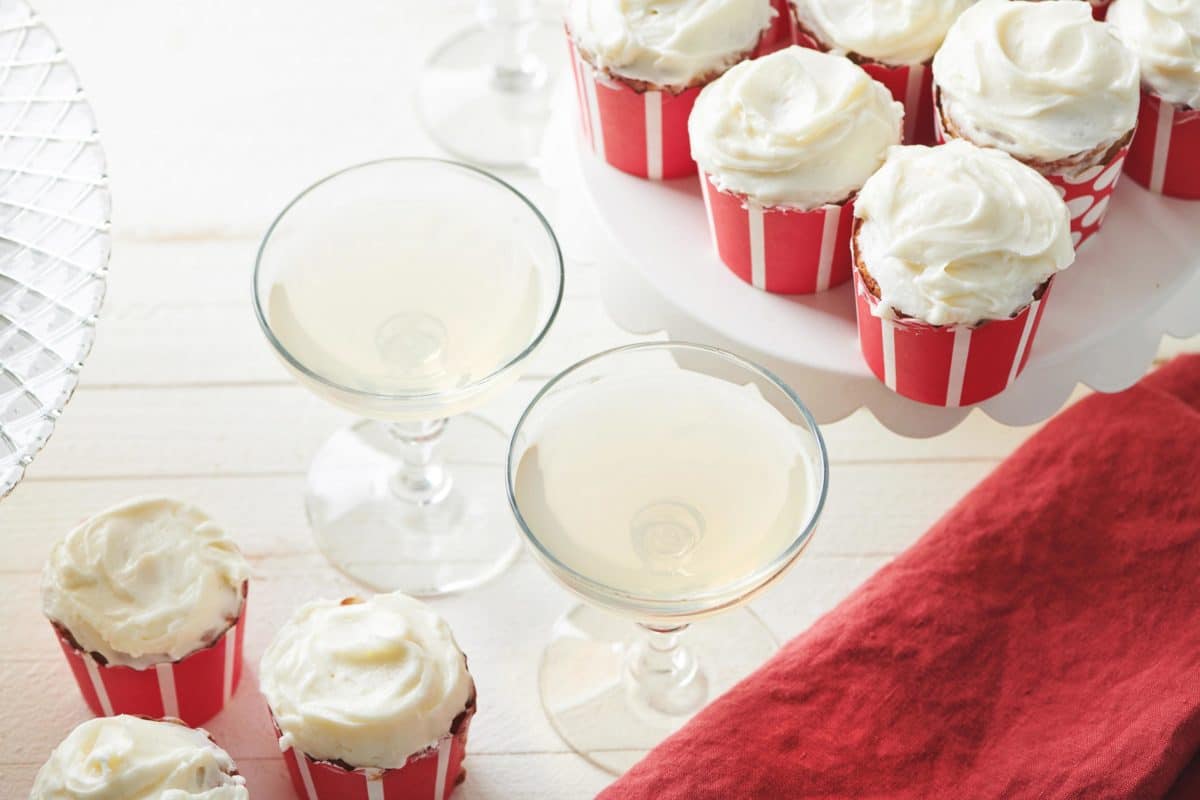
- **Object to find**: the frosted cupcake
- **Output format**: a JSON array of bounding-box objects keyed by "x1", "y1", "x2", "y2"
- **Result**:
[
  {"x1": 565, "y1": 0, "x2": 776, "y2": 179},
  {"x1": 260, "y1": 593, "x2": 476, "y2": 800},
  {"x1": 852, "y1": 140, "x2": 1075, "y2": 406},
  {"x1": 933, "y1": 0, "x2": 1139, "y2": 246},
  {"x1": 788, "y1": 0, "x2": 975, "y2": 143},
  {"x1": 42, "y1": 497, "x2": 249, "y2": 726},
  {"x1": 31, "y1": 715, "x2": 248, "y2": 799},
  {"x1": 689, "y1": 46, "x2": 903, "y2": 293},
  {"x1": 1109, "y1": 0, "x2": 1200, "y2": 198}
]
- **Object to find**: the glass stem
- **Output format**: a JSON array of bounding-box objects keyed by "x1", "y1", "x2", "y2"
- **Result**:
[
  {"x1": 626, "y1": 623, "x2": 709, "y2": 717},
  {"x1": 478, "y1": 0, "x2": 546, "y2": 94},
  {"x1": 387, "y1": 419, "x2": 452, "y2": 505}
]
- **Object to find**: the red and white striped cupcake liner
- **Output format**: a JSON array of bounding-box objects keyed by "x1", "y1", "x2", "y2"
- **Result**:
[
  {"x1": 862, "y1": 60, "x2": 935, "y2": 147},
  {"x1": 933, "y1": 97, "x2": 1129, "y2": 249},
  {"x1": 761, "y1": 0, "x2": 794, "y2": 56},
  {"x1": 853, "y1": 270, "x2": 1053, "y2": 407},
  {"x1": 274, "y1": 703, "x2": 474, "y2": 800},
  {"x1": 566, "y1": 27, "x2": 780, "y2": 180},
  {"x1": 1046, "y1": 146, "x2": 1129, "y2": 248},
  {"x1": 566, "y1": 36, "x2": 701, "y2": 180},
  {"x1": 1124, "y1": 89, "x2": 1200, "y2": 200},
  {"x1": 54, "y1": 592, "x2": 247, "y2": 727},
  {"x1": 699, "y1": 172, "x2": 854, "y2": 294},
  {"x1": 789, "y1": 19, "x2": 934, "y2": 145}
]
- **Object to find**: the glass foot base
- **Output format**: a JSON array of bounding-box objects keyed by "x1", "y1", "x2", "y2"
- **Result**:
[
  {"x1": 417, "y1": 20, "x2": 564, "y2": 168},
  {"x1": 306, "y1": 415, "x2": 520, "y2": 596},
  {"x1": 539, "y1": 603, "x2": 779, "y2": 775}
]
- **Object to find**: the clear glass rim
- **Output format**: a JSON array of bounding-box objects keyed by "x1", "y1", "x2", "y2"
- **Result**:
[
  {"x1": 251, "y1": 157, "x2": 566, "y2": 405},
  {"x1": 506, "y1": 341, "x2": 831, "y2": 618}
]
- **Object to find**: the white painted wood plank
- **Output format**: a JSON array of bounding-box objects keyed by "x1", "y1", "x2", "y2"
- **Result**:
[
  {"x1": 19, "y1": 381, "x2": 1047, "y2": 486},
  {"x1": 0, "y1": 460, "x2": 990, "y2": 573},
  {"x1": 83, "y1": 237, "x2": 627, "y2": 388},
  {"x1": 86, "y1": 287, "x2": 643, "y2": 389}
]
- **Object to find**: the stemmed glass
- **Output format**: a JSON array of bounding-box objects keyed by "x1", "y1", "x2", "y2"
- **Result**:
[
  {"x1": 417, "y1": 0, "x2": 563, "y2": 168},
  {"x1": 254, "y1": 158, "x2": 563, "y2": 596},
  {"x1": 507, "y1": 342, "x2": 829, "y2": 773}
]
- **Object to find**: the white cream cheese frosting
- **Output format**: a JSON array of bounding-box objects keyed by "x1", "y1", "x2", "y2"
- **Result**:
[
  {"x1": 689, "y1": 46, "x2": 903, "y2": 208},
  {"x1": 790, "y1": 0, "x2": 976, "y2": 65},
  {"x1": 566, "y1": 0, "x2": 776, "y2": 88},
  {"x1": 1109, "y1": 0, "x2": 1200, "y2": 108},
  {"x1": 933, "y1": 0, "x2": 1140, "y2": 162},
  {"x1": 259, "y1": 592, "x2": 473, "y2": 770},
  {"x1": 42, "y1": 497, "x2": 249, "y2": 667},
  {"x1": 854, "y1": 140, "x2": 1075, "y2": 326},
  {"x1": 31, "y1": 715, "x2": 248, "y2": 800}
]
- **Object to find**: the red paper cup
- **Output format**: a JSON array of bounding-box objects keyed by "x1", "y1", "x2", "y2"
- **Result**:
[
  {"x1": 1090, "y1": 0, "x2": 1111, "y2": 20},
  {"x1": 1123, "y1": 89, "x2": 1200, "y2": 200},
  {"x1": 853, "y1": 270, "x2": 1053, "y2": 407},
  {"x1": 566, "y1": 35, "x2": 701, "y2": 180},
  {"x1": 699, "y1": 172, "x2": 854, "y2": 294},
  {"x1": 861, "y1": 61, "x2": 934, "y2": 146},
  {"x1": 273, "y1": 704, "x2": 474, "y2": 800},
  {"x1": 1042, "y1": 146, "x2": 1130, "y2": 249},
  {"x1": 933, "y1": 95, "x2": 1129, "y2": 248},
  {"x1": 54, "y1": 591, "x2": 247, "y2": 727},
  {"x1": 759, "y1": 0, "x2": 794, "y2": 55},
  {"x1": 789, "y1": 17, "x2": 934, "y2": 145}
]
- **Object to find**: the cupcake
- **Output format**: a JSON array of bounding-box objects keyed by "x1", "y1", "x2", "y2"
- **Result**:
[
  {"x1": 1109, "y1": 0, "x2": 1200, "y2": 198},
  {"x1": 31, "y1": 715, "x2": 248, "y2": 799},
  {"x1": 788, "y1": 0, "x2": 975, "y2": 144},
  {"x1": 689, "y1": 46, "x2": 903, "y2": 294},
  {"x1": 565, "y1": 0, "x2": 777, "y2": 179},
  {"x1": 42, "y1": 497, "x2": 249, "y2": 726},
  {"x1": 852, "y1": 140, "x2": 1075, "y2": 406},
  {"x1": 260, "y1": 593, "x2": 476, "y2": 800},
  {"x1": 933, "y1": 0, "x2": 1140, "y2": 247}
]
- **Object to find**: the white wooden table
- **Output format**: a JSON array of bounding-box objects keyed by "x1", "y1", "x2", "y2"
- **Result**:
[{"x1": 1, "y1": 2, "x2": 1195, "y2": 797}]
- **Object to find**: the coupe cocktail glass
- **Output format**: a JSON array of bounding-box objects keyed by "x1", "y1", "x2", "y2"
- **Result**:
[
  {"x1": 507, "y1": 342, "x2": 829, "y2": 773},
  {"x1": 417, "y1": 0, "x2": 562, "y2": 168},
  {"x1": 254, "y1": 158, "x2": 563, "y2": 596}
]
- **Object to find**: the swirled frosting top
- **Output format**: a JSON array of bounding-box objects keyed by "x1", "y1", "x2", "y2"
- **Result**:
[
  {"x1": 42, "y1": 497, "x2": 249, "y2": 666},
  {"x1": 933, "y1": 0, "x2": 1140, "y2": 161},
  {"x1": 854, "y1": 140, "x2": 1075, "y2": 326},
  {"x1": 259, "y1": 592, "x2": 473, "y2": 769},
  {"x1": 690, "y1": 46, "x2": 903, "y2": 208},
  {"x1": 567, "y1": 0, "x2": 776, "y2": 87}
]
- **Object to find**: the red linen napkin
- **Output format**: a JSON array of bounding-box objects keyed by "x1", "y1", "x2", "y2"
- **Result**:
[{"x1": 601, "y1": 356, "x2": 1200, "y2": 800}]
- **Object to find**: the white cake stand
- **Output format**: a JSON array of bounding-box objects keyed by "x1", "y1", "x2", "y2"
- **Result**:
[
  {"x1": 540, "y1": 87, "x2": 1200, "y2": 438},
  {"x1": 0, "y1": 1, "x2": 111, "y2": 498}
]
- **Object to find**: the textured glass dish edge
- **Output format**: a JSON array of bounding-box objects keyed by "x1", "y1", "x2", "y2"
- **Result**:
[{"x1": 0, "y1": 0, "x2": 111, "y2": 499}]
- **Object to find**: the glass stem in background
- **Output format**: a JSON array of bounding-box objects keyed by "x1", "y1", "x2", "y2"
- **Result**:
[
  {"x1": 478, "y1": 0, "x2": 546, "y2": 94},
  {"x1": 626, "y1": 623, "x2": 709, "y2": 716},
  {"x1": 388, "y1": 419, "x2": 452, "y2": 505}
]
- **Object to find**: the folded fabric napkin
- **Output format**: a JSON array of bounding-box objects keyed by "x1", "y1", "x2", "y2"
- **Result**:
[{"x1": 601, "y1": 355, "x2": 1200, "y2": 800}]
